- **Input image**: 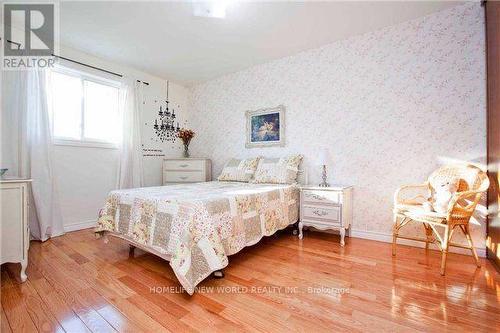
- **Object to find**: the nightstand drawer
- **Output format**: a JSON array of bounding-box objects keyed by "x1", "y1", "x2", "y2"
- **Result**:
[
  {"x1": 163, "y1": 160, "x2": 205, "y2": 171},
  {"x1": 164, "y1": 171, "x2": 206, "y2": 183},
  {"x1": 302, "y1": 190, "x2": 340, "y2": 206},
  {"x1": 302, "y1": 205, "x2": 340, "y2": 223}
]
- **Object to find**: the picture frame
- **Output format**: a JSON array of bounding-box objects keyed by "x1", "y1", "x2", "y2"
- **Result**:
[{"x1": 245, "y1": 105, "x2": 285, "y2": 148}]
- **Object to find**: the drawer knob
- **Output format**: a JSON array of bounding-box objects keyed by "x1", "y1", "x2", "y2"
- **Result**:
[
  {"x1": 179, "y1": 164, "x2": 189, "y2": 168},
  {"x1": 180, "y1": 176, "x2": 188, "y2": 180}
]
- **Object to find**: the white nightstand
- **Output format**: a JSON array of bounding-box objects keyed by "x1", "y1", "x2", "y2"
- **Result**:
[{"x1": 298, "y1": 185, "x2": 353, "y2": 246}]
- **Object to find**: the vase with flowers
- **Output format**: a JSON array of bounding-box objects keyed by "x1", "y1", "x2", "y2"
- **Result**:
[{"x1": 178, "y1": 128, "x2": 195, "y2": 158}]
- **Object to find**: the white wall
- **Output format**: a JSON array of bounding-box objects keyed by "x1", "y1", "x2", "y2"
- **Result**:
[
  {"x1": 52, "y1": 46, "x2": 191, "y2": 232},
  {"x1": 188, "y1": 4, "x2": 487, "y2": 253}
]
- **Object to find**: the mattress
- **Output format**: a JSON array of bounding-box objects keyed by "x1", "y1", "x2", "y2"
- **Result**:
[{"x1": 95, "y1": 181, "x2": 299, "y2": 294}]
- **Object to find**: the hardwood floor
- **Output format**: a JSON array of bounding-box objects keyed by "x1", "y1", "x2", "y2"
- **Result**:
[{"x1": 1, "y1": 228, "x2": 499, "y2": 332}]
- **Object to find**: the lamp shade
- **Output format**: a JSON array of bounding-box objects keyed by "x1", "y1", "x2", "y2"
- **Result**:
[{"x1": 317, "y1": 148, "x2": 331, "y2": 165}]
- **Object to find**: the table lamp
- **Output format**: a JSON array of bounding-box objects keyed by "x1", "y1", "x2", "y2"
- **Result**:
[{"x1": 317, "y1": 148, "x2": 331, "y2": 187}]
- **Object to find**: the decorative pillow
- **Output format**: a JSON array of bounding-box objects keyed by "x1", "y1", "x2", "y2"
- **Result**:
[
  {"x1": 252, "y1": 155, "x2": 303, "y2": 184},
  {"x1": 217, "y1": 157, "x2": 261, "y2": 182}
]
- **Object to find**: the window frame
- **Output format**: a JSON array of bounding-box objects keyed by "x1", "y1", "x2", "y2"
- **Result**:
[{"x1": 50, "y1": 65, "x2": 122, "y2": 149}]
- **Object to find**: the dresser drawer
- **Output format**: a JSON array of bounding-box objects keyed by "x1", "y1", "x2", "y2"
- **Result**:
[
  {"x1": 302, "y1": 205, "x2": 341, "y2": 224},
  {"x1": 163, "y1": 171, "x2": 206, "y2": 183},
  {"x1": 302, "y1": 190, "x2": 340, "y2": 206},
  {"x1": 163, "y1": 159, "x2": 206, "y2": 171}
]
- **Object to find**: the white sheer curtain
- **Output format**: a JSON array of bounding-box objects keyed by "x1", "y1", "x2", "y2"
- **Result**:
[
  {"x1": 1, "y1": 71, "x2": 22, "y2": 173},
  {"x1": 117, "y1": 77, "x2": 144, "y2": 189},
  {"x1": 1, "y1": 69, "x2": 64, "y2": 241}
]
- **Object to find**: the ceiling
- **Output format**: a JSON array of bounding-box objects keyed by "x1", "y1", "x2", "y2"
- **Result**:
[{"x1": 59, "y1": 1, "x2": 463, "y2": 85}]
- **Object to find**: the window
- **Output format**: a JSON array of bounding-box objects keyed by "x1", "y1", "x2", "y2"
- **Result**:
[{"x1": 50, "y1": 67, "x2": 121, "y2": 148}]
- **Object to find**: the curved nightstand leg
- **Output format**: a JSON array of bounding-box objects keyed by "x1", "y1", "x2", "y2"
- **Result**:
[
  {"x1": 340, "y1": 228, "x2": 346, "y2": 246},
  {"x1": 20, "y1": 259, "x2": 28, "y2": 282},
  {"x1": 298, "y1": 221, "x2": 304, "y2": 239}
]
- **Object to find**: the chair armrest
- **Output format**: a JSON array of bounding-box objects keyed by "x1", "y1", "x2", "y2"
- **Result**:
[
  {"x1": 454, "y1": 190, "x2": 479, "y2": 199},
  {"x1": 394, "y1": 182, "x2": 429, "y2": 205},
  {"x1": 445, "y1": 190, "x2": 485, "y2": 221},
  {"x1": 449, "y1": 190, "x2": 483, "y2": 210}
]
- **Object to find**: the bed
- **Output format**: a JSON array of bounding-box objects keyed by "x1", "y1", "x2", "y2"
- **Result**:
[{"x1": 95, "y1": 180, "x2": 300, "y2": 294}]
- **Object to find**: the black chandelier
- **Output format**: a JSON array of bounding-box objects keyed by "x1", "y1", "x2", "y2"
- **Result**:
[{"x1": 154, "y1": 81, "x2": 180, "y2": 142}]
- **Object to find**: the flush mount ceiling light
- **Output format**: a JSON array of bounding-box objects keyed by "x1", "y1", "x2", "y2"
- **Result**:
[{"x1": 192, "y1": 1, "x2": 232, "y2": 19}]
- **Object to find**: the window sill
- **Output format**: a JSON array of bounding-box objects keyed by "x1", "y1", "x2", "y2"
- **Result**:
[{"x1": 53, "y1": 139, "x2": 119, "y2": 150}]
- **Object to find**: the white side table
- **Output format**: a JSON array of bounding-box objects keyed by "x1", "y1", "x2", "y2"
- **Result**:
[
  {"x1": 0, "y1": 178, "x2": 32, "y2": 282},
  {"x1": 298, "y1": 185, "x2": 353, "y2": 246}
]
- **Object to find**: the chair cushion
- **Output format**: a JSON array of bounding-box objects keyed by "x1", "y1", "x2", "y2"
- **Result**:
[
  {"x1": 394, "y1": 203, "x2": 422, "y2": 213},
  {"x1": 400, "y1": 205, "x2": 447, "y2": 223}
]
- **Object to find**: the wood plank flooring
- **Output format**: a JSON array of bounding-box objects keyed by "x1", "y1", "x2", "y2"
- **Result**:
[{"x1": 1, "y1": 228, "x2": 499, "y2": 332}]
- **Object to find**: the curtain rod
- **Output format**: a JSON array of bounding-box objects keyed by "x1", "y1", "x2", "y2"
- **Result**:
[
  {"x1": 1, "y1": 38, "x2": 149, "y2": 85},
  {"x1": 52, "y1": 54, "x2": 149, "y2": 85}
]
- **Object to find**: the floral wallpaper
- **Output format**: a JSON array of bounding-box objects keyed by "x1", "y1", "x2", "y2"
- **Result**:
[{"x1": 188, "y1": 4, "x2": 486, "y2": 248}]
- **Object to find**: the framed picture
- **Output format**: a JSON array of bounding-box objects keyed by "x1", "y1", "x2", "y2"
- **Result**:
[{"x1": 245, "y1": 105, "x2": 285, "y2": 148}]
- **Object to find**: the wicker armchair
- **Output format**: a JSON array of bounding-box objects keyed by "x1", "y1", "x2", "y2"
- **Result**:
[{"x1": 392, "y1": 164, "x2": 489, "y2": 275}]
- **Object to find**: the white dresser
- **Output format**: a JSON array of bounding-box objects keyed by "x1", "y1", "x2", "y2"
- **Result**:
[
  {"x1": 163, "y1": 158, "x2": 212, "y2": 185},
  {"x1": 298, "y1": 185, "x2": 353, "y2": 246},
  {"x1": 0, "y1": 178, "x2": 31, "y2": 282}
]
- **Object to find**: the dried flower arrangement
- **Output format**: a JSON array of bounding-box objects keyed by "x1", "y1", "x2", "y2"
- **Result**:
[
  {"x1": 177, "y1": 128, "x2": 195, "y2": 145},
  {"x1": 177, "y1": 128, "x2": 195, "y2": 157}
]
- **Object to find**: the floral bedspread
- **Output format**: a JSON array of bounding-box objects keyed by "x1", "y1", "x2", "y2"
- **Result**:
[{"x1": 95, "y1": 181, "x2": 299, "y2": 294}]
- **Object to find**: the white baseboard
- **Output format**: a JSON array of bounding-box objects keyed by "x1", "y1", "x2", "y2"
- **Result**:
[
  {"x1": 349, "y1": 229, "x2": 486, "y2": 258},
  {"x1": 63, "y1": 219, "x2": 96, "y2": 233},
  {"x1": 61, "y1": 220, "x2": 486, "y2": 258}
]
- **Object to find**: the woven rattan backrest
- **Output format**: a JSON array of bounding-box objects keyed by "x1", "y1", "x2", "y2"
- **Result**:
[{"x1": 428, "y1": 164, "x2": 489, "y2": 193}]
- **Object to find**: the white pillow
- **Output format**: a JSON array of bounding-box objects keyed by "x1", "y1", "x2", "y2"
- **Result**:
[
  {"x1": 251, "y1": 155, "x2": 303, "y2": 184},
  {"x1": 217, "y1": 157, "x2": 261, "y2": 182}
]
